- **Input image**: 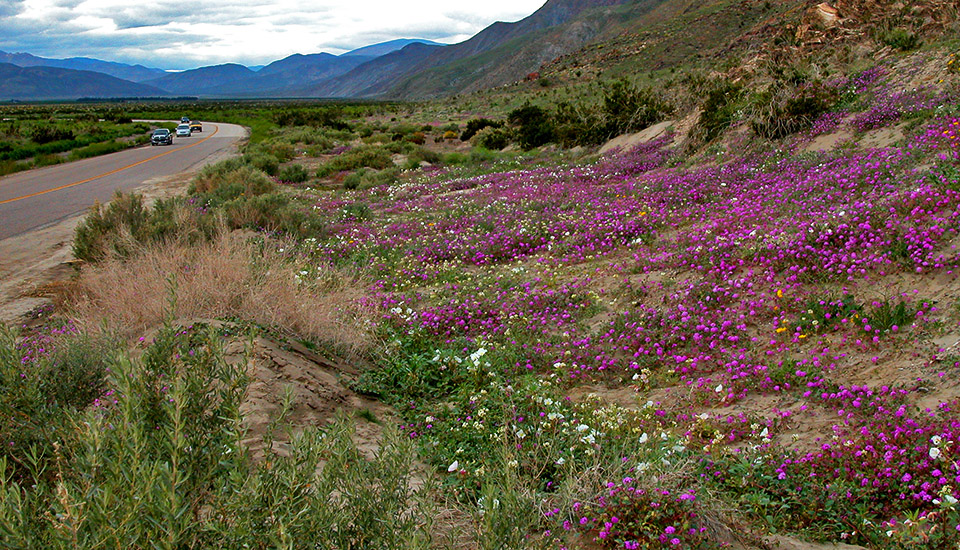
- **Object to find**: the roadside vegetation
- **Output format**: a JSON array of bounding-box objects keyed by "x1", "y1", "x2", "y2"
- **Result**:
[
  {"x1": 3, "y1": 8, "x2": 960, "y2": 550},
  {"x1": 0, "y1": 106, "x2": 170, "y2": 177}
]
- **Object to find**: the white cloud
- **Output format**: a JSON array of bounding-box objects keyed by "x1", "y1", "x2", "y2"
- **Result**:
[{"x1": 1, "y1": 0, "x2": 546, "y2": 69}]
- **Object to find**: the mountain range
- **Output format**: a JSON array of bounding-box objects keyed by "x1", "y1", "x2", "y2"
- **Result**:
[
  {"x1": 8, "y1": 0, "x2": 891, "y2": 102},
  {"x1": 1, "y1": 0, "x2": 652, "y2": 101}
]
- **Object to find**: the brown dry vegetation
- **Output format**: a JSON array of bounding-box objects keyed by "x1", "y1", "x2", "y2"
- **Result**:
[{"x1": 66, "y1": 233, "x2": 376, "y2": 355}]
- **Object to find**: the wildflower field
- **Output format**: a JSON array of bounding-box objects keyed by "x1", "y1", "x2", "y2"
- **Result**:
[{"x1": 3, "y1": 58, "x2": 960, "y2": 548}]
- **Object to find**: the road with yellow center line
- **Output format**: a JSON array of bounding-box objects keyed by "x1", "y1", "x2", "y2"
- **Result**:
[{"x1": 0, "y1": 122, "x2": 246, "y2": 241}]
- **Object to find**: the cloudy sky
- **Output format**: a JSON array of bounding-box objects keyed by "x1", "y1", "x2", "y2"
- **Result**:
[{"x1": 0, "y1": 0, "x2": 546, "y2": 69}]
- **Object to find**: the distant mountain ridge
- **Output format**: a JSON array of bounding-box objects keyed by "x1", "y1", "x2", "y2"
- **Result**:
[
  {"x1": 0, "y1": 63, "x2": 167, "y2": 100},
  {"x1": 0, "y1": 51, "x2": 165, "y2": 82},
  {"x1": 341, "y1": 39, "x2": 442, "y2": 58},
  {"x1": 143, "y1": 64, "x2": 258, "y2": 96}
]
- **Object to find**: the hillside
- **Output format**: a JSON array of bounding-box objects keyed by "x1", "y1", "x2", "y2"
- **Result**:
[
  {"x1": 3, "y1": 1, "x2": 960, "y2": 548},
  {"x1": 0, "y1": 63, "x2": 168, "y2": 100},
  {"x1": 143, "y1": 63, "x2": 258, "y2": 96},
  {"x1": 305, "y1": 0, "x2": 644, "y2": 98},
  {"x1": 202, "y1": 54, "x2": 372, "y2": 97},
  {"x1": 0, "y1": 50, "x2": 165, "y2": 82},
  {"x1": 386, "y1": 0, "x2": 684, "y2": 99}
]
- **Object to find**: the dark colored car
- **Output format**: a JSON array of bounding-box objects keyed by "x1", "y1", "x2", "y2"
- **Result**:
[{"x1": 151, "y1": 128, "x2": 173, "y2": 146}]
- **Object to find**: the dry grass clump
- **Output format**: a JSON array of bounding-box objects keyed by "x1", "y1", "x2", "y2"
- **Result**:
[{"x1": 68, "y1": 233, "x2": 376, "y2": 355}]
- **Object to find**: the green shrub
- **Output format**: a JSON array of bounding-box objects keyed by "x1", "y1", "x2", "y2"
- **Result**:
[
  {"x1": 0, "y1": 326, "x2": 433, "y2": 549},
  {"x1": 473, "y1": 126, "x2": 514, "y2": 151},
  {"x1": 408, "y1": 147, "x2": 440, "y2": 165},
  {"x1": 73, "y1": 192, "x2": 152, "y2": 262},
  {"x1": 439, "y1": 122, "x2": 460, "y2": 133},
  {"x1": 461, "y1": 118, "x2": 504, "y2": 141},
  {"x1": 386, "y1": 140, "x2": 419, "y2": 154},
  {"x1": 27, "y1": 125, "x2": 74, "y2": 144},
  {"x1": 750, "y1": 82, "x2": 836, "y2": 140},
  {"x1": 553, "y1": 100, "x2": 605, "y2": 147},
  {"x1": 0, "y1": 327, "x2": 115, "y2": 484},
  {"x1": 190, "y1": 162, "x2": 276, "y2": 205},
  {"x1": 695, "y1": 82, "x2": 745, "y2": 143},
  {"x1": 602, "y1": 79, "x2": 673, "y2": 136},
  {"x1": 278, "y1": 163, "x2": 309, "y2": 183},
  {"x1": 878, "y1": 28, "x2": 921, "y2": 51},
  {"x1": 343, "y1": 167, "x2": 401, "y2": 190},
  {"x1": 442, "y1": 152, "x2": 470, "y2": 165},
  {"x1": 67, "y1": 139, "x2": 128, "y2": 160},
  {"x1": 316, "y1": 146, "x2": 393, "y2": 177},
  {"x1": 508, "y1": 104, "x2": 554, "y2": 150},
  {"x1": 274, "y1": 108, "x2": 350, "y2": 130},
  {"x1": 243, "y1": 149, "x2": 280, "y2": 176},
  {"x1": 221, "y1": 192, "x2": 324, "y2": 237}
]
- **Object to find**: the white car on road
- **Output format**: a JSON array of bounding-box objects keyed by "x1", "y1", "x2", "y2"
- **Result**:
[{"x1": 176, "y1": 124, "x2": 192, "y2": 137}]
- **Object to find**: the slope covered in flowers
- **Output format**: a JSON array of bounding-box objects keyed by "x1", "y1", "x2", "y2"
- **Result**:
[{"x1": 291, "y1": 65, "x2": 960, "y2": 548}]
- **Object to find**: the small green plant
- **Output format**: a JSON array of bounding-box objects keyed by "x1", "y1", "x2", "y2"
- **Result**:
[
  {"x1": 278, "y1": 163, "x2": 309, "y2": 183},
  {"x1": 862, "y1": 299, "x2": 920, "y2": 334},
  {"x1": 878, "y1": 28, "x2": 921, "y2": 51},
  {"x1": 796, "y1": 294, "x2": 862, "y2": 334},
  {"x1": 356, "y1": 408, "x2": 379, "y2": 423}
]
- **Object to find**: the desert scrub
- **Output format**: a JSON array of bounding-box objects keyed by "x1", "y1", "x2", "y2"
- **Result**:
[
  {"x1": 508, "y1": 104, "x2": 554, "y2": 150},
  {"x1": 72, "y1": 192, "x2": 157, "y2": 263},
  {"x1": 0, "y1": 325, "x2": 116, "y2": 484},
  {"x1": 343, "y1": 166, "x2": 400, "y2": 190},
  {"x1": 460, "y1": 118, "x2": 504, "y2": 141},
  {"x1": 693, "y1": 81, "x2": 745, "y2": 144},
  {"x1": 188, "y1": 159, "x2": 325, "y2": 236},
  {"x1": 75, "y1": 160, "x2": 324, "y2": 262},
  {"x1": 472, "y1": 126, "x2": 514, "y2": 151},
  {"x1": 70, "y1": 234, "x2": 373, "y2": 351},
  {"x1": 277, "y1": 163, "x2": 309, "y2": 183},
  {"x1": 316, "y1": 145, "x2": 393, "y2": 177},
  {"x1": 189, "y1": 157, "x2": 276, "y2": 202},
  {"x1": 0, "y1": 323, "x2": 434, "y2": 548},
  {"x1": 219, "y1": 191, "x2": 324, "y2": 237},
  {"x1": 749, "y1": 82, "x2": 837, "y2": 140},
  {"x1": 601, "y1": 79, "x2": 673, "y2": 136}
]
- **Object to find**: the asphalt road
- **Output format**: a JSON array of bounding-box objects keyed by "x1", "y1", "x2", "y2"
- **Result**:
[{"x1": 0, "y1": 122, "x2": 246, "y2": 240}]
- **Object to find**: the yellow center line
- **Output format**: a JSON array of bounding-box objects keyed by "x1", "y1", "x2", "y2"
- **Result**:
[{"x1": 0, "y1": 124, "x2": 220, "y2": 206}]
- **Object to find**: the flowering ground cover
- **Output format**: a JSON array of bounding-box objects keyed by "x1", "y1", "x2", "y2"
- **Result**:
[{"x1": 296, "y1": 65, "x2": 960, "y2": 548}]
